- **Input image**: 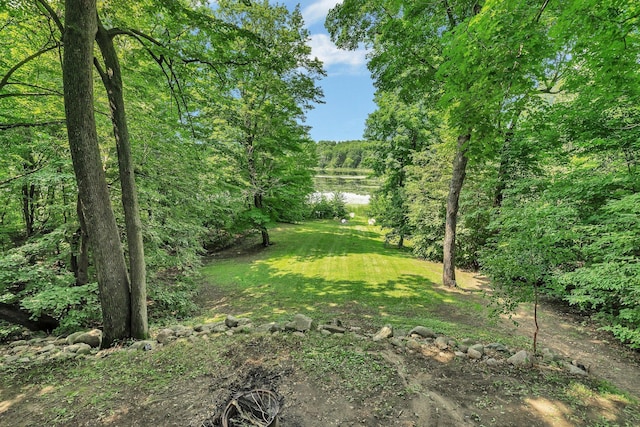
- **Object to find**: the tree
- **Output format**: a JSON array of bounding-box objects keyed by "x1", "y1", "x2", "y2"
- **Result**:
[
  {"x1": 208, "y1": 0, "x2": 324, "y2": 246},
  {"x1": 328, "y1": 0, "x2": 558, "y2": 286},
  {"x1": 62, "y1": 0, "x2": 132, "y2": 345},
  {"x1": 365, "y1": 92, "x2": 431, "y2": 247}
]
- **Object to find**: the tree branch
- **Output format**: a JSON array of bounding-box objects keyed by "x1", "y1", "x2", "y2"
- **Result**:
[
  {"x1": 0, "y1": 43, "x2": 61, "y2": 91},
  {"x1": 0, "y1": 120, "x2": 65, "y2": 130},
  {"x1": 0, "y1": 166, "x2": 45, "y2": 188},
  {"x1": 35, "y1": 0, "x2": 64, "y2": 34},
  {"x1": 535, "y1": 0, "x2": 551, "y2": 23}
]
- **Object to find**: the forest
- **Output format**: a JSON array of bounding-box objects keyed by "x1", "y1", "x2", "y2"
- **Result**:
[{"x1": 1, "y1": 0, "x2": 639, "y2": 352}]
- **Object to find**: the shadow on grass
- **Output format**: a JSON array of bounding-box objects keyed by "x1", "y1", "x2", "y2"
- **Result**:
[{"x1": 200, "y1": 260, "x2": 485, "y2": 332}]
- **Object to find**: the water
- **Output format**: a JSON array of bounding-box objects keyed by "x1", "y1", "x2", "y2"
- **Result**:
[{"x1": 312, "y1": 169, "x2": 379, "y2": 205}]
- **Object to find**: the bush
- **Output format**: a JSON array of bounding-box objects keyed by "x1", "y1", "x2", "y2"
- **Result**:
[{"x1": 307, "y1": 193, "x2": 347, "y2": 219}]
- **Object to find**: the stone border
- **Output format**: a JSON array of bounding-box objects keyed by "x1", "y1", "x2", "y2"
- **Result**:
[{"x1": 0, "y1": 314, "x2": 589, "y2": 376}]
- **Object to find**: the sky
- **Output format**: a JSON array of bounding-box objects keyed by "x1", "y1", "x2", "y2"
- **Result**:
[{"x1": 282, "y1": 0, "x2": 376, "y2": 142}]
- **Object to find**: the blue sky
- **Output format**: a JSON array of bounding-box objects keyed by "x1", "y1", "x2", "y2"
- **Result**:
[{"x1": 282, "y1": 0, "x2": 376, "y2": 142}]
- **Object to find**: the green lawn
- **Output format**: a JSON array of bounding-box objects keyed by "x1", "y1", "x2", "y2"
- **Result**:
[{"x1": 200, "y1": 208, "x2": 489, "y2": 339}]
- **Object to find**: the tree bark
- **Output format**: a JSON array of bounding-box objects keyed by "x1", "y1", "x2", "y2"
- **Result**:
[
  {"x1": 70, "y1": 196, "x2": 89, "y2": 286},
  {"x1": 442, "y1": 133, "x2": 470, "y2": 287},
  {"x1": 95, "y1": 20, "x2": 148, "y2": 339},
  {"x1": 62, "y1": 0, "x2": 131, "y2": 346},
  {"x1": 0, "y1": 302, "x2": 59, "y2": 332}
]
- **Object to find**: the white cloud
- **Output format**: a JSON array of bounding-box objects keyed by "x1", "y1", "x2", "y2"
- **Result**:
[
  {"x1": 309, "y1": 33, "x2": 368, "y2": 71},
  {"x1": 302, "y1": 0, "x2": 342, "y2": 26}
]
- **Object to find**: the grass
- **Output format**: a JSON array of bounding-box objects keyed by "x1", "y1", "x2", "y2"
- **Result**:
[
  {"x1": 2, "y1": 210, "x2": 639, "y2": 426},
  {"x1": 200, "y1": 208, "x2": 491, "y2": 339}
]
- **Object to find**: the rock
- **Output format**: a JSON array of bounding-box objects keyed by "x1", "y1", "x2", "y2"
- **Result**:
[
  {"x1": 320, "y1": 329, "x2": 331, "y2": 336},
  {"x1": 66, "y1": 332, "x2": 84, "y2": 345},
  {"x1": 469, "y1": 344, "x2": 484, "y2": 355},
  {"x1": 486, "y1": 342, "x2": 509, "y2": 353},
  {"x1": 541, "y1": 348, "x2": 561, "y2": 363},
  {"x1": 256, "y1": 322, "x2": 282, "y2": 333},
  {"x1": 237, "y1": 318, "x2": 252, "y2": 327},
  {"x1": 53, "y1": 338, "x2": 67, "y2": 346},
  {"x1": 73, "y1": 329, "x2": 102, "y2": 348},
  {"x1": 507, "y1": 350, "x2": 532, "y2": 367},
  {"x1": 390, "y1": 338, "x2": 404, "y2": 348},
  {"x1": 434, "y1": 336, "x2": 449, "y2": 350},
  {"x1": 17, "y1": 357, "x2": 31, "y2": 363},
  {"x1": 173, "y1": 326, "x2": 193, "y2": 338},
  {"x1": 372, "y1": 325, "x2": 393, "y2": 341},
  {"x1": 37, "y1": 344, "x2": 56, "y2": 354},
  {"x1": 156, "y1": 328, "x2": 175, "y2": 344},
  {"x1": 319, "y1": 324, "x2": 346, "y2": 334},
  {"x1": 65, "y1": 344, "x2": 81, "y2": 353},
  {"x1": 566, "y1": 362, "x2": 588, "y2": 376},
  {"x1": 75, "y1": 343, "x2": 93, "y2": 355},
  {"x1": 461, "y1": 338, "x2": 475, "y2": 346},
  {"x1": 225, "y1": 315, "x2": 240, "y2": 328},
  {"x1": 571, "y1": 359, "x2": 590, "y2": 373},
  {"x1": 485, "y1": 358, "x2": 500, "y2": 367},
  {"x1": 467, "y1": 348, "x2": 483, "y2": 360},
  {"x1": 408, "y1": 326, "x2": 436, "y2": 339},
  {"x1": 9, "y1": 340, "x2": 28, "y2": 348},
  {"x1": 10, "y1": 345, "x2": 28, "y2": 354},
  {"x1": 286, "y1": 314, "x2": 314, "y2": 332},
  {"x1": 130, "y1": 340, "x2": 156, "y2": 351},
  {"x1": 233, "y1": 324, "x2": 254, "y2": 334},
  {"x1": 458, "y1": 345, "x2": 469, "y2": 353},
  {"x1": 406, "y1": 339, "x2": 422, "y2": 352},
  {"x1": 292, "y1": 331, "x2": 305, "y2": 338}
]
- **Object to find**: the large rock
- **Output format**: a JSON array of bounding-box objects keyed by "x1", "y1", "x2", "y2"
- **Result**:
[
  {"x1": 285, "y1": 314, "x2": 314, "y2": 332},
  {"x1": 507, "y1": 350, "x2": 532, "y2": 367},
  {"x1": 467, "y1": 348, "x2": 483, "y2": 360},
  {"x1": 71, "y1": 329, "x2": 102, "y2": 348},
  {"x1": 408, "y1": 326, "x2": 437, "y2": 339},
  {"x1": 469, "y1": 344, "x2": 484, "y2": 355},
  {"x1": 372, "y1": 325, "x2": 393, "y2": 341}
]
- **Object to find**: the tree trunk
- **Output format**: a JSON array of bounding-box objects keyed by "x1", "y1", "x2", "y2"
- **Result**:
[
  {"x1": 254, "y1": 192, "x2": 270, "y2": 247},
  {"x1": 442, "y1": 133, "x2": 470, "y2": 287},
  {"x1": 95, "y1": 21, "x2": 148, "y2": 339},
  {"x1": 70, "y1": 196, "x2": 89, "y2": 286},
  {"x1": 62, "y1": 0, "x2": 131, "y2": 346},
  {"x1": 0, "y1": 302, "x2": 59, "y2": 332}
]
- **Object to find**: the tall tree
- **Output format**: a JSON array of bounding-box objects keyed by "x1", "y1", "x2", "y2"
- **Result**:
[
  {"x1": 62, "y1": 0, "x2": 132, "y2": 345},
  {"x1": 328, "y1": 0, "x2": 557, "y2": 286},
  {"x1": 209, "y1": 0, "x2": 324, "y2": 246},
  {"x1": 365, "y1": 92, "x2": 431, "y2": 247}
]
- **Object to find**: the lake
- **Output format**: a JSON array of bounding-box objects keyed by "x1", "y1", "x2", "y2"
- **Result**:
[{"x1": 312, "y1": 168, "x2": 379, "y2": 205}]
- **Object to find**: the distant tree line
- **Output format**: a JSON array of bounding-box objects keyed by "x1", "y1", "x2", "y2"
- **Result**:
[{"x1": 315, "y1": 140, "x2": 375, "y2": 169}]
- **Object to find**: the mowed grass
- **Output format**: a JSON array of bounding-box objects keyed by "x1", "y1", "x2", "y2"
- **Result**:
[{"x1": 200, "y1": 207, "x2": 489, "y2": 339}]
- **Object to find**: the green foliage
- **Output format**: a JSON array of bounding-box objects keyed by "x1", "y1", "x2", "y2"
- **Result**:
[
  {"x1": 480, "y1": 194, "x2": 579, "y2": 316},
  {"x1": 306, "y1": 192, "x2": 347, "y2": 219},
  {"x1": 147, "y1": 278, "x2": 198, "y2": 321},
  {"x1": 315, "y1": 140, "x2": 374, "y2": 169}
]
